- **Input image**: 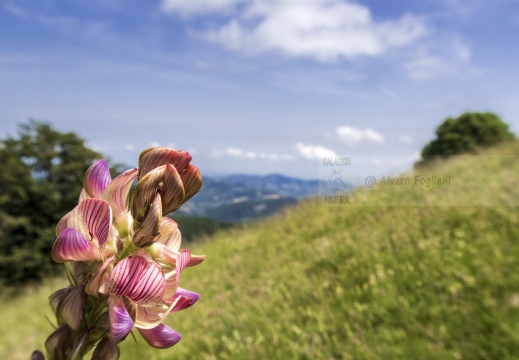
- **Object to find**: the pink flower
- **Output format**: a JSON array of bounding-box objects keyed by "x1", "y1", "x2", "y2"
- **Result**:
[
  {"x1": 43, "y1": 146, "x2": 205, "y2": 357},
  {"x1": 103, "y1": 250, "x2": 198, "y2": 345}
]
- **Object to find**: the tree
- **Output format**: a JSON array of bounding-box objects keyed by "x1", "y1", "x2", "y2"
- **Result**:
[
  {"x1": 417, "y1": 112, "x2": 515, "y2": 166},
  {"x1": 0, "y1": 120, "x2": 116, "y2": 287}
]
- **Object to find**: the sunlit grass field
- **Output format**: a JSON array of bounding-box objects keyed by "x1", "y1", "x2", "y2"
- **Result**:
[{"x1": 2, "y1": 142, "x2": 519, "y2": 359}]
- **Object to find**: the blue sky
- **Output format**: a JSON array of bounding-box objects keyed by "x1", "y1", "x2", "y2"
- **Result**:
[{"x1": 1, "y1": 0, "x2": 518, "y2": 179}]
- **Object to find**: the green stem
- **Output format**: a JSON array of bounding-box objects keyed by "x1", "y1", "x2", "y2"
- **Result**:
[{"x1": 118, "y1": 240, "x2": 139, "y2": 261}]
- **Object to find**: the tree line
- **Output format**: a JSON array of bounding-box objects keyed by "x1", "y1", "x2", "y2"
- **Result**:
[{"x1": 0, "y1": 120, "x2": 119, "y2": 288}]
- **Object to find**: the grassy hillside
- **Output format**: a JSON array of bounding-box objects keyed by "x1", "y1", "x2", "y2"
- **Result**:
[{"x1": 1, "y1": 142, "x2": 519, "y2": 359}]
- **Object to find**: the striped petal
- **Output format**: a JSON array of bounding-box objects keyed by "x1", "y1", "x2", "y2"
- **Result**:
[
  {"x1": 131, "y1": 166, "x2": 165, "y2": 225},
  {"x1": 179, "y1": 164, "x2": 202, "y2": 203},
  {"x1": 78, "y1": 198, "x2": 112, "y2": 250},
  {"x1": 104, "y1": 253, "x2": 164, "y2": 306},
  {"x1": 126, "y1": 260, "x2": 165, "y2": 306},
  {"x1": 83, "y1": 160, "x2": 111, "y2": 199},
  {"x1": 102, "y1": 167, "x2": 138, "y2": 232},
  {"x1": 170, "y1": 295, "x2": 196, "y2": 312},
  {"x1": 56, "y1": 206, "x2": 81, "y2": 236},
  {"x1": 104, "y1": 255, "x2": 146, "y2": 296},
  {"x1": 138, "y1": 147, "x2": 192, "y2": 179},
  {"x1": 87, "y1": 255, "x2": 115, "y2": 297},
  {"x1": 132, "y1": 193, "x2": 162, "y2": 248},
  {"x1": 52, "y1": 228, "x2": 101, "y2": 262},
  {"x1": 170, "y1": 287, "x2": 200, "y2": 310},
  {"x1": 108, "y1": 296, "x2": 134, "y2": 343},
  {"x1": 137, "y1": 324, "x2": 181, "y2": 349},
  {"x1": 176, "y1": 249, "x2": 191, "y2": 284},
  {"x1": 155, "y1": 217, "x2": 181, "y2": 252},
  {"x1": 161, "y1": 164, "x2": 185, "y2": 215}
]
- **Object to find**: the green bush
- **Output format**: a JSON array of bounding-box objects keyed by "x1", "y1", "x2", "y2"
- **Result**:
[{"x1": 417, "y1": 112, "x2": 515, "y2": 166}]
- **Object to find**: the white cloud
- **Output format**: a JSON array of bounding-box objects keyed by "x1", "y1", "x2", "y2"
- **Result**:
[
  {"x1": 161, "y1": 0, "x2": 245, "y2": 16},
  {"x1": 336, "y1": 126, "x2": 384, "y2": 145},
  {"x1": 205, "y1": 0, "x2": 427, "y2": 62},
  {"x1": 403, "y1": 38, "x2": 476, "y2": 80},
  {"x1": 398, "y1": 135, "x2": 414, "y2": 144},
  {"x1": 124, "y1": 144, "x2": 136, "y2": 151},
  {"x1": 212, "y1": 147, "x2": 294, "y2": 160},
  {"x1": 294, "y1": 142, "x2": 338, "y2": 160}
]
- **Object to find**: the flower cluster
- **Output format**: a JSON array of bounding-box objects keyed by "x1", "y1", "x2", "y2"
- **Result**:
[{"x1": 39, "y1": 147, "x2": 204, "y2": 360}]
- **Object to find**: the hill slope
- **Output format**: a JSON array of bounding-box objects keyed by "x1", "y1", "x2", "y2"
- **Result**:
[{"x1": 2, "y1": 142, "x2": 519, "y2": 359}]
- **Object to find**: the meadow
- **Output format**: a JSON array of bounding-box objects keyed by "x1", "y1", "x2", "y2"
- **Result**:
[{"x1": 1, "y1": 142, "x2": 519, "y2": 359}]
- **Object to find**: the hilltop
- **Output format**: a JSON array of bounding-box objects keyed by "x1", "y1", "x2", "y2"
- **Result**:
[{"x1": 2, "y1": 141, "x2": 518, "y2": 359}]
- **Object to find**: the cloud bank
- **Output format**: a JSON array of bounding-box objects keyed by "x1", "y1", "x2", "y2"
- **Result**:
[{"x1": 163, "y1": 0, "x2": 427, "y2": 62}]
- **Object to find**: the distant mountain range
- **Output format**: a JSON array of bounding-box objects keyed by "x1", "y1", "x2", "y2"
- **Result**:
[{"x1": 174, "y1": 174, "x2": 319, "y2": 223}]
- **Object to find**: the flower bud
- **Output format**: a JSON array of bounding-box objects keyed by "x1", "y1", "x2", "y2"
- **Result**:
[
  {"x1": 60, "y1": 286, "x2": 85, "y2": 330},
  {"x1": 49, "y1": 286, "x2": 72, "y2": 322},
  {"x1": 138, "y1": 147, "x2": 192, "y2": 179},
  {"x1": 45, "y1": 325, "x2": 71, "y2": 360},
  {"x1": 91, "y1": 337, "x2": 120, "y2": 360},
  {"x1": 132, "y1": 193, "x2": 162, "y2": 247},
  {"x1": 31, "y1": 350, "x2": 45, "y2": 360}
]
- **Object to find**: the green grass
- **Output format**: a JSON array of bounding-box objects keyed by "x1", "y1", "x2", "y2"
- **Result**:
[{"x1": 2, "y1": 142, "x2": 519, "y2": 359}]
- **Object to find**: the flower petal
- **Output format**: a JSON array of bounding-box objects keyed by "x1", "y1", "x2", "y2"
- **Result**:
[
  {"x1": 176, "y1": 249, "x2": 191, "y2": 284},
  {"x1": 78, "y1": 198, "x2": 112, "y2": 250},
  {"x1": 187, "y1": 254, "x2": 206, "y2": 267},
  {"x1": 169, "y1": 295, "x2": 196, "y2": 312},
  {"x1": 161, "y1": 164, "x2": 185, "y2": 215},
  {"x1": 102, "y1": 167, "x2": 138, "y2": 232},
  {"x1": 104, "y1": 255, "x2": 146, "y2": 296},
  {"x1": 52, "y1": 228, "x2": 101, "y2": 262},
  {"x1": 134, "y1": 294, "x2": 188, "y2": 329},
  {"x1": 45, "y1": 326, "x2": 71, "y2": 360},
  {"x1": 171, "y1": 287, "x2": 200, "y2": 309},
  {"x1": 55, "y1": 206, "x2": 81, "y2": 236},
  {"x1": 155, "y1": 217, "x2": 181, "y2": 251},
  {"x1": 137, "y1": 324, "x2": 181, "y2": 349},
  {"x1": 71, "y1": 330, "x2": 91, "y2": 360},
  {"x1": 179, "y1": 164, "x2": 202, "y2": 203},
  {"x1": 87, "y1": 255, "x2": 115, "y2": 297},
  {"x1": 138, "y1": 147, "x2": 191, "y2": 179},
  {"x1": 83, "y1": 160, "x2": 111, "y2": 199},
  {"x1": 78, "y1": 188, "x2": 90, "y2": 203},
  {"x1": 132, "y1": 193, "x2": 162, "y2": 248},
  {"x1": 60, "y1": 286, "x2": 85, "y2": 330},
  {"x1": 49, "y1": 286, "x2": 72, "y2": 320},
  {"x1": 91, "y1": 337, "x2": 120, "y2": 360},
  {"x1": 131, "y1": 166, "x2": 165, "y2": 224},
  {"x1": 126, "y1": 260, "x2": 165, "y2": 306},
  {"x1": 108, "y1": 296, "x2": 134, "y2": 344}
]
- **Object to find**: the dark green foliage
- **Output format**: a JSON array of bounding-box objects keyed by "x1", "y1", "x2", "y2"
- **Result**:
[
  {"x1": 168, "y1": 214, "x2": 234, "y2": 242},
  {"x1": 417, "y1": 112, "x2": 515, "y2": 166},
  {"x1": 0, "y1": 120, "x2": 108, "y2": 287}
]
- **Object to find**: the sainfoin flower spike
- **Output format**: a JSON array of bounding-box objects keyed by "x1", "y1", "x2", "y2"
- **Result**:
[{"x1": 34, "y1": 147, "x2": 205, "y2": 360}]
